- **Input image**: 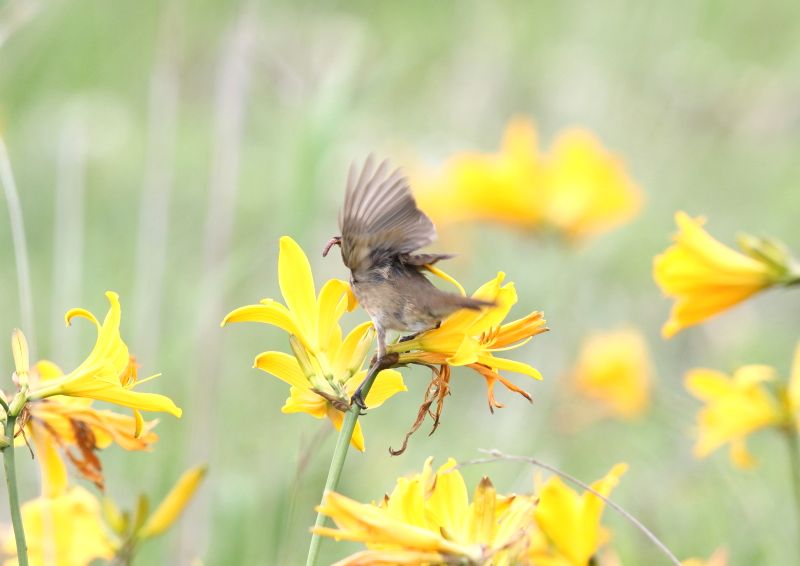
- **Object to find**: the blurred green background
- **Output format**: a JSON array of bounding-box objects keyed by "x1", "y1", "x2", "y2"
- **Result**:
[{"x1": 1, "y1": 1, "x2": 799, "y2": 564}]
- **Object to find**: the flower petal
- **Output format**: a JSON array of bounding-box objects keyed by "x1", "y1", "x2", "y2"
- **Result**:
[
  {"x1": 254, "y1": 351, "x2": 308, "y2": 389},
  {"x1": 282, "y1": 386, "x2": 327, "y2": 418},
  {"x1": 139, "y1": 465, "x2": 207, "y2": 539},
  {"x1": 362, "y1": 369, "x2": 406, "y2": 409},
  {"x1": 317, "y1": 279, "x2": 351, "y2": 353},
  {"x1": 279, "y1": 236, "x2": 318, "y2": 344},
  {"x1": 480, "y1": 354, "x2": 543, "y2": 380},
  {"x1": 221, "y1": 301, "x2": 304, "y2": 346}
]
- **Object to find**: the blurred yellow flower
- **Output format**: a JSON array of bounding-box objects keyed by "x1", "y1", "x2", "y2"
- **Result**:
[
  {"x1": 789, "y1": 341, "x2": 800, "y2": 429},
  {"x1": 314, "y1": 457, "x2": 536, "y2": 565},
  {"x1": 654, "y1": 212, "x2": 796, "y2": 338},
  {"x1": 571, "y1": 329, "x2": 652, "y2": 420},
  {"x1": 682, "y1": 548, "x2": 728, "y2": 566},
  {"x1": 138, "y1": 465, "x2": 207, "y2": 539},
  {"x1": 531, "y1": 463, "x2": 627, "y2": 566},
  {"x1": 389, "y1": 272, "x2": 547, "y2": 410},
  {"x1": 685, "y1": 365, "x2": 784, "y2": 469},
  {"x1": 413, "y1": 117, "x2": 641, "y2": 240},
  {"x1": 26, "y1": 292, "x2": 182, "y2": 422},
  {"x1": 542, "y1": 129, "x2": 642, "y2": 240},
  {"x1": 414, "y1": 117, "x2": 545, "y2": 227},
  {"x1": 2, "y1": 486, "x2": 114, "y2": 566},
  {"x1": 3, "y1": 415, "x2": 113, "y2": 566},
  {"x1": 223, "y1": 236, "x2": 406, "y2": 451}
]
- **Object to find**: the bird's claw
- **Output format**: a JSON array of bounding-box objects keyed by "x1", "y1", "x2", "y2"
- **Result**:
[
  {"x1": 351, "y1": 391, "x2": 367, "y2": 411},
  {"x1": 322, "y1": 236, "x2": 342, "y2": 257}
]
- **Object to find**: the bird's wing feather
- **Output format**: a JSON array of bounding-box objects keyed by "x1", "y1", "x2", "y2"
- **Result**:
[{"x1": 339, "y1": 155, "x2": 436, "y2": 272}]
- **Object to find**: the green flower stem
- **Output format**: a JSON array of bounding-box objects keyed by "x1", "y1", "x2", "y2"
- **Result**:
[
  {"x1": 3, "y1": 413, "x2": 28, "y2": 566},
  {"x1": 785, "y1": 429, "x2": 800, "y2": 553},
  {"x1": 305, "y1": 359, "x2": 389, "y2": 566}
]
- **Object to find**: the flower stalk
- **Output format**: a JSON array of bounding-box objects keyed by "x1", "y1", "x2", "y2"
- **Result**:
[
  {"x1": 785, "y1": 429, "x2": 800, "y2": 554},
  {"x1": 305, "y1": 357, "x2": 391, "y2": 566},
  {"x1": 3, "y1": 411, "x2": 29, "y2": 566}
]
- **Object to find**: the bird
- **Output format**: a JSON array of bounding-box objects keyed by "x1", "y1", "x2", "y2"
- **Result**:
[{"x1": 324, "y1": 155, "x2": 493, "y2": 408}]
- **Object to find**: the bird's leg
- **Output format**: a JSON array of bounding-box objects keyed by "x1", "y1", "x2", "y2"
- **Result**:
[
  {"x1": 352, "y1": 324, "x2": 392, "y2": 410},
  {"x1": 376, "y1": 324, "x2": 387, "y2": 359},
  {"x1": 398, "y1": 320, "x2": 441, "y2": 343}
]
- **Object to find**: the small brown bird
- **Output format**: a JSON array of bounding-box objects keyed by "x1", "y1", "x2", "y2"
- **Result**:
[{"x1": 324, "y1": 155, "x2": 492, "y2": 408}]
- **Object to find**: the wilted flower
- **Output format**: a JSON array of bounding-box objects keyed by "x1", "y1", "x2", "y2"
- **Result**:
[
  {"x1": 571, "y1": 329, "x2": 652, "y2": 420},
  {"x1": 223, "y1": 236, "x2": 406, "y2": 451},
  {"x1": 314, "y1": 457, "x2": 536, "y2": 565},
  {"x1": 685, "y1": 361, "x2": 798, "y2": 469},
  {"x1": 654, "y1": 212, "x2": 798, "y2": 338},
  {"x1": 23, "y1": 360, "x2": 159, "y2": 490},
  {"x1": 24, "y1": 292, "x2": 182, "y2": 422},
  {"x1": 530, "y1": 463, "x2": 627, "y2": 566}
]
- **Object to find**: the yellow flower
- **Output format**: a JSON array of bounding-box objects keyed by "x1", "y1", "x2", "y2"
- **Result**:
[
  {"x1": 222, "y1": 236, "x2": 406, "y2": 451},
  {"x1": 413, "y1": 117, "x2": 545, "y2": 228},
  {"x1": 685, "y1": 365, "x2": 785, "y2": 469},
  {"x1": 542, "y1": 129, "x2": 642, "y2": 240},
  {"x1": 413, "y1": 118, "x2": 641, "y2": 240},
  {"x1": 571, "y1": 329, "x2": 652, "y2": 420},
  {"x1": 3, "y1": 424, "x2": 112, "y2": 566},
  {"x1": 388, "y1": 272, "x2": 547, "y2": 410},
  {"x1": 26, "y1": 292, "x2": 182, "y2": 421},
  {"x1": 20, "y1": 360, "x2": 160, "y2": 492},
  {"x1": 138, "y1": 465, "x2": 207, "y2": 539},
  {"x1": 654, "y1": 212, "x2": 793, "y2": 338},
  {"x1": 2, "y1": 486, "x2": 114, "y2": 566},
  {"x1": 314, "y1": 457, "x2": 536, "y2": 565},
  {"x1": 682, "y1": 549, "x2": 728, "y2": 566},
  {"x1": 789, "y1": 341, "x2": 800, "y2": 427},
  {"x1": 531, "y1": 463, "x2": 627, "y2": 566}
]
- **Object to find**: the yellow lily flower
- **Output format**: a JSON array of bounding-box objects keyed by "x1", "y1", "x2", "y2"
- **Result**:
[
  {"x1": 571, "y1": 329, "x2": 652, "y2": 420},
  {"x1": 2, "y1": 486, "x2": 114, "y2": 566},
  {"x1": 413, "y1": 117, "x2": 641, "y2": 241},
  {"x1": 413, "y1": 117, "x2": 545, "y2": 228},
  {"x1": 542, "y1": 129, "x2": 642, "y2": 240},
  {"x1": 654, "y1": 212, "x2": 794, "y2": 338},
  {"x1": 20, "y1": 361, "x2": 160, "y2": 491},
  {"x1": 388, "y1": 272, "x2": 547, "y2": 410},
  {"x1": 3, "y1": 413, "x2": 114, "y2": 566},
  {"x1": 138, "y1": 465, "x2": 207, "y2": 539},
  {"x1": 314, "y1": 457, "x2": 536, "y2": 565},
  {"x1": 682, "y1": 549, "x2": 728, "y2": 566},
  {"x1": 26, "y1": 292, "x2": 182, "y2": 420},
  {"x1": 223, "y1": 236, "x2": 406, "y2": 451},
  {"x1": 685, "y1": 365, "x2": 784, "y2": 469},
  {"x1": 789, "y1": 341, "x2": 800, "y2": 428},
  {"x1": 531, "y1": 463, "x2": 627, "y2": 566}
]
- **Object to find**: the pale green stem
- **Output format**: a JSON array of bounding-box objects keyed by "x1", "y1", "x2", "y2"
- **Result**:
[
  {"x1": 3, "y1": 413, "x2": 28, "y2": 566},
  {"x1": 305, "y1": 361, "x2": 386, "y2": 566},
  {"x1": 785, "y1": 429, "x2": 800, "y2": 554},
  {"x1": 0, "y1": 136, "x2": 36, "y2": 360}
]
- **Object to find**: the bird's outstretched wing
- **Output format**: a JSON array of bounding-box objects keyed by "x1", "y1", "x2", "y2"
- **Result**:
[{"x1": 339, "y1": 155, "x2": 436, "y2": 272}]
